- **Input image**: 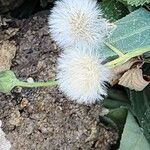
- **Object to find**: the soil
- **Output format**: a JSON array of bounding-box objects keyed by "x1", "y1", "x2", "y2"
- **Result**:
[{"x1": 0, "y1": 11, "x2": 118, "y2": 150}]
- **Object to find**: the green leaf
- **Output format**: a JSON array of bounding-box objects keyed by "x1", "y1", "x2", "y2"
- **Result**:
[
  {"x1": 100, "y1": 8, "x2": 150, "y2": 58},
  {"x1": 128, "y1": 85, "x2": 150, "y2": 143},
  {"x1": 103, "y1": 98, "x2": 130, "y2": 108},
  {"x1": 0, "y1": 70, "x2": 19, "y2": 94},
  {"x1": 119, "y1": 0, "x2": 150, "y2": 6},
  {"x1": 107, "y1": 87, "x2": 129, "y2": 102},
  {"x1": 0, "y1": 70, "x2": 57, "y2": 94},
  {"x1": 100, "y1": 0, "x2": 129, "y2": 22},
  {"x1": 126, "y1": 64, "x2": 150, "y2": 143},
  {"x1": 103, "y1": 87, "x2": 130, "y2": 109},
  {"x1": 119, "y1": 112, "x2": 150, "y2": 150},
  {"x1": 106, "y1": 108, "x2": 128, "y2": 134}
]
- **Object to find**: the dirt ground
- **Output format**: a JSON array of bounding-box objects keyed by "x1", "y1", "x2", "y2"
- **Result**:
[{"x1": 0, "y1": 11, "x2": 118, "y2": 150}]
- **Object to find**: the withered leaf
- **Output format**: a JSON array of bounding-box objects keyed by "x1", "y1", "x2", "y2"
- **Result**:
[
  {"x1": 118, "y1": 68, "x2": 149, "y2": 91},
  {"x1": 0, "y1": 40, "x2": 16, "y2": 71},
  {"x1": 110, "y1": 57, "x2": 143, "y2": 85}
]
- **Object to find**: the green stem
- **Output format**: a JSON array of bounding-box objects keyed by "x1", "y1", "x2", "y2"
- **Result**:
[
  {"x1": 16, "y1": 80, "x2": 57, "y2": 88},
  {"x1": 105, "y1": 46, "x2": 150, "y2": 68},
  {"x1": 104, "y1": 42, "x2": 124, "y2": 57}
]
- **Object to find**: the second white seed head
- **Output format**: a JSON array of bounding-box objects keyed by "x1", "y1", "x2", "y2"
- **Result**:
[
  {"x1": 57, "y1": 48, "x2": 111, "y2": 104},
  {"x1": 49, "y1": 0, "x2": 108, "y2": 49}
]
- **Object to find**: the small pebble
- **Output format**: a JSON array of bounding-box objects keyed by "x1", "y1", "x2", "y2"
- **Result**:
[
  {"x1": 20, "y1": 98, "x2": 29, "y2": 108},
  {"x1": 27, "y1": 77, "x2": 34, "y2": 83}
]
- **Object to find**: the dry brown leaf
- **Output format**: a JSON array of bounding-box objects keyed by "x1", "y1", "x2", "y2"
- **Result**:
[
  {"x1": 110, "y1": 73, "x2": 122, "y2": 86},
  {"x1": 110, "y1": 57, "x2": 144, "y2": 85},
  {"x1": 118, "y1": 68, "x2": 149, "y2": 91},
  {"x1": 0, "y1": 40, "x2": 16, "y2": 71},
  {"x1": 113, "y1": 57, "x2": 143, "y2": 74}
]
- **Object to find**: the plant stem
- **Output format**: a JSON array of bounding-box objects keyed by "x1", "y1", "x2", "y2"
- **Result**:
[
  {"x1": 16, "y1": 80, "x2": 57, "y2": 88},
  {"x1": 105, "y1": 46, "x2": 150, "y2": 68},
  {"x1": 104, "y1": 42, "x2": 124, "y2": 57}
]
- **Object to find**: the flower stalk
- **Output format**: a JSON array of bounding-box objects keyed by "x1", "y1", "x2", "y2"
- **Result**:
[
  {"x1": 16, "y1": 80, "x2": 57, "y2": 88},
  {"x1": 0, "y1": 44, "x2": 149, "y2": 94},
  {"x1": 16, "y1": 45, "x2": 150, "y2": 90},
  {"x1": 105, "y1": 46, "x2": 150, "y2": 68},
  {"x1": 0, "y1": 70, "x2": 57, "y2": 94}
]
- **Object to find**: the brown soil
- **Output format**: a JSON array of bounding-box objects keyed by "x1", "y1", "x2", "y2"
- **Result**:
[{"x1": 0, "y1": 11, "x2": 118, "y2": 150}]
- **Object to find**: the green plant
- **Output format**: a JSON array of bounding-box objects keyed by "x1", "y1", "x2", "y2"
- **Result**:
[
  {"x1": 0, "y1": 0, "x2": 150, "y2": 149},
  {"x1": 100, "y1": 1, "x2": 150, "y2": 148}
]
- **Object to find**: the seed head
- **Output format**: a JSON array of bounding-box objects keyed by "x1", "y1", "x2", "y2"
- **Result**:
[
  {"x1": 57, "y1": 48, "x2": 111, "y2": 104},
  {"x1": 49, "y1": 0, "x2": 108, "y2": 49}
]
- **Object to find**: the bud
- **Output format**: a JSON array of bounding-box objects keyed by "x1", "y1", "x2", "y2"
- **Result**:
[{"x1": 0, "y1": 70, "x2": 18, "y2": 94}]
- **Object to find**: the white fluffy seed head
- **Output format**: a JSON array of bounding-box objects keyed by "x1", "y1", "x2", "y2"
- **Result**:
[
  {"x1": 56, "y1": 48, "x2": 111, "y2": 104},
  {"x1": 49, "y1": 0, "x2": 108, "y2": 49}
]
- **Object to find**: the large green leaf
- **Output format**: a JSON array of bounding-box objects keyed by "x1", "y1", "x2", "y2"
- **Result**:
[
  {"x1": 106, "y1": 108, "x2": 128, "y2": 134},
  {"x1": 103, "y1": 87, "x2": 130, "y2": 108},
  {"x1": 119, "y1": 0, "x2": 150, "y2": 6},
  {"x1": 100, "y1": 0, "x2": 129, "y2": 22},
  {"x1": 103, "y1": 64, "x2": 150, "y2": 146},
  {"x1": 127, "y1": 64, "x2": 150, "y2": 143},
  {"x1": 100, "y1": 8, "x2": 150, "y2": 58},
  {"x1": 119, "y1": 112, "x2": 150, "y2": 150}
]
